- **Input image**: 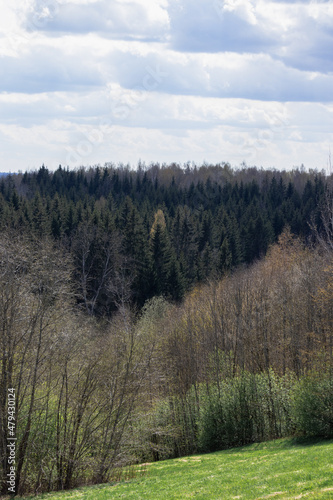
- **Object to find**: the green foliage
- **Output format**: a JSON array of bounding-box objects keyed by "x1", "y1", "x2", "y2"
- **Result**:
[
  {"x1": 198, "y1": 372, "x2": 295, "y2": 452},
  {"x1": 292, "y1": 372, "x2": 333, "y2": 438}
]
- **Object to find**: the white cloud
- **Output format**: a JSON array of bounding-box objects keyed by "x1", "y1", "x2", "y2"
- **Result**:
[
  {"x1": 3, "y1": 37, "x2": 333, "y2": 101},
  {"x1": 222, "y1": 0, "x2": 258, "y2": 25},
  {"x1": 0, "y1": 87, "x2": 332, "y2": 171},
  {"x1": 0, "y1": 0, "x2": 332, "y2": 172},
  {"x1": 23, "y1": 0, "x2": 170, "y2": 40},
  {"x1": 168, "y1": 0, "x2": 333, "y2": 74},
  {"x1": 168, "y1": 0, "x2": 274, "y2": 53}
]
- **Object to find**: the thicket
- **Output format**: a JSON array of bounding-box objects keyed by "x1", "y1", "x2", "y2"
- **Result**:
[
  {"x1": 292, "y1": 372, "x2": 333, "y2": 438},
  {"x1": 0, "y1": 163, "x2": 332, "y2": 495}
]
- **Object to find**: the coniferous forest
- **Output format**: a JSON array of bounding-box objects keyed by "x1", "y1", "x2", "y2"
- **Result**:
[{"x1": 0, "y1": 162, "x2": 332, "y2": 495}]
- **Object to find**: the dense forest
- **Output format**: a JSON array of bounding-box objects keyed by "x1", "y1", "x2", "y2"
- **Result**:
[
  {"x1": 0, "y1": 162, "x2": 328, "y2": 313},
  {"x1": 0, "y1": 163, "x2": 332, "y2": 495}
]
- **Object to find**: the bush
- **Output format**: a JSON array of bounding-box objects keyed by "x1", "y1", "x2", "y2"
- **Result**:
[
  {"x1": 292, "y1": 373, "x2": 333, "y2": 438},
  {"x1": 198, "y1": 371, "x2": 294, "y2": 453},
  {"x1": 198, "y1": 375, "x2": 258, "y2": 451}
]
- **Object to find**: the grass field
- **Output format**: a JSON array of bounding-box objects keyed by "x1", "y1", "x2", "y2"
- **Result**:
[{"x1": 15, "y1": 438, "x2": 333, "y2": 500}]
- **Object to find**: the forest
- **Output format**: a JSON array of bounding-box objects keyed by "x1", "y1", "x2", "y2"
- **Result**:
[{"x1": 0, "y1": 162, "x2": 332, "y2": 495}]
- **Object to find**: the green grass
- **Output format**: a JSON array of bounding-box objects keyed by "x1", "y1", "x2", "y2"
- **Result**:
[{"x1": 15, "y1": 438, "x2": 333, "y2": 500}]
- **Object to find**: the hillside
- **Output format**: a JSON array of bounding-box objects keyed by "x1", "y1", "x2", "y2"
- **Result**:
[
  {"x1": 15, "y1": 438, "x2": 333, "y2": 500},
  {"x1": 0, "y1": 164, "x2": 332, "y2": 496}
]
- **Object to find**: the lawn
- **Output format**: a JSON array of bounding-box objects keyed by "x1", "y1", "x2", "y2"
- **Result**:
[{"x1": 14, "y1": 438, "x2": 333, "y2": 500}]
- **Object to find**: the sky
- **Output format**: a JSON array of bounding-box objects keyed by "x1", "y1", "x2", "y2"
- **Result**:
[{"x1": 0, "y1": 0, "x2": 333, "y2": 172}]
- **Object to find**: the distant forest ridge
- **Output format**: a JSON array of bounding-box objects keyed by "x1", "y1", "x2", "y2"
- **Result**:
[{"x1": 0, "y1": 162, "x2": 331, "y2": 314}]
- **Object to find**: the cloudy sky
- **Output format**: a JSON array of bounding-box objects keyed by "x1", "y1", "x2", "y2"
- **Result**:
[{"x1": 0, "y1": 0, "x2": 333, "y2": 172}]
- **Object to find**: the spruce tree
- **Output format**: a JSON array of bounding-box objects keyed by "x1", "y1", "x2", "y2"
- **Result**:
[{"x1": 150, "y1": 222, "x2": 172, "y2": 296}]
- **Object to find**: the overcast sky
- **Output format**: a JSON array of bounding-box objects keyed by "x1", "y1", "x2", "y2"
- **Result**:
[{"x1": 0, "y1": 0, "x2": 333, "y2": 172}]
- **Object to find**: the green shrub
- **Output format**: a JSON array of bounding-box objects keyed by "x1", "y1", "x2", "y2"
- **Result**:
[
  {"x1": 198, "y1": 371, "x2": 294, "y2": 453},
  {"x1": 292, "y1": 373, "x2": 333, "y2": 438}
]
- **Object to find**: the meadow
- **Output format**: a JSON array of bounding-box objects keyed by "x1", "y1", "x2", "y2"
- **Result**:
[{"x1": 16, "y1": 438, "x2": 333, "y2": 500}]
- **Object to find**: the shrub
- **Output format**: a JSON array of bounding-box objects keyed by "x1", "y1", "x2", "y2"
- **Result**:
[
  {"x1": 198, "y1": 371, "x2": 294, "y2": 453},
  {"x1": 292, "y1": 373, "x2": 333, "y2": 438}
]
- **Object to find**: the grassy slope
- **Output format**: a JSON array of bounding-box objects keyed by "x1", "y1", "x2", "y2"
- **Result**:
[{"x1": 16, "y1": 438, "x2": 333, "y2": 500}]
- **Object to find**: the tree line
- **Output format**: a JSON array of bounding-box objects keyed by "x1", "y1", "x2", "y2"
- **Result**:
[{"x1": 0, "y1": 163, "x2": 328, "y2": 314}]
